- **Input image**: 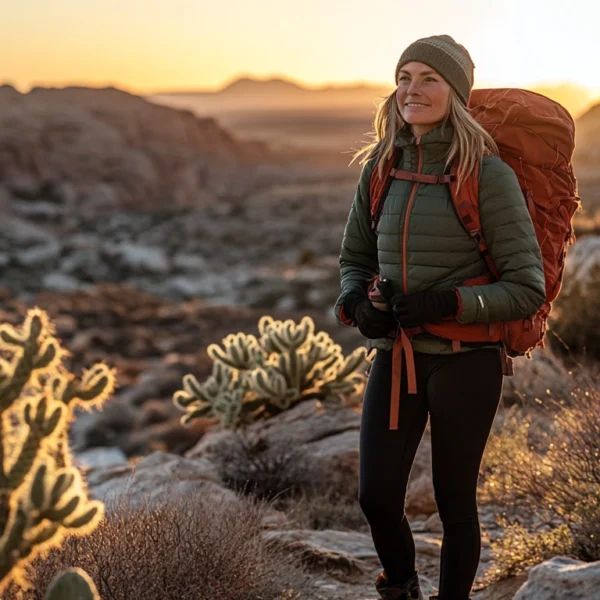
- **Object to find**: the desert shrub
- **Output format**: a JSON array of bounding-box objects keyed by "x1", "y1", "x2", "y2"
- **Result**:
[
  {"x1": 486, "y1": 520, "x2": 574, "y2": 581},
  {"x1": 4, "y1": 493, "x2": 308, "y2": 600},
  {"x1": 173, "y1": 315, "x2": 367, "y2": 428},
  {"x1": 549, "y1": 262, "x2": 600, "y2": 359},
  {"x1": 213, "y1": 430, "x2": 313, "y2": 501},
  {"x1": 213, "y1": 429, "x2": 366, "y2": 532},
  {"x1": 480, "y1": 380, "x2": 600, "y2": 581},
  {"x1": 0, "y1": 308, "x2": 115, "y2": 594}
]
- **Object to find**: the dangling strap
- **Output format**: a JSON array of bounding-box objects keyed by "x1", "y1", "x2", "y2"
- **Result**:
[
  {"x1": 501, "y1": 347, "x2": 514, "y2": 376},
  {"x1": 390, "y1": 329, "x2": 417, "y2": 430}
]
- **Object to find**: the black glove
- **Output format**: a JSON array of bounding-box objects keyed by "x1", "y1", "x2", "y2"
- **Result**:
[
  {"x1": 391, "y1": 290, "x2": 459, "y2": 328},
  {"x1": 344, "y1": 292, "x2": 397, "y2": 339}
]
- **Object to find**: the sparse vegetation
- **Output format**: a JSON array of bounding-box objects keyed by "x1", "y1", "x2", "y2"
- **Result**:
[
  {"x1": 213, "y1": 429, "x2": 313, "y2": 501},
  {"x1": 480, "y1": 378, "x2": 600, "y2": 581},
  {"x1": 174, "y1": 315, "x2": 367, "y2": 428},
  {"x1": 4, "y1": 493, "x2": 309, "y2": 600},
  {"x1": 213, "y1": 429, "x2": 367, "y2": 532}
]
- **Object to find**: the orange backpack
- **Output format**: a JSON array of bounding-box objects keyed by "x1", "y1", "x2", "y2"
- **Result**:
[{"x1": 369, "y1": 88, "x2": 580, "y2": 361}]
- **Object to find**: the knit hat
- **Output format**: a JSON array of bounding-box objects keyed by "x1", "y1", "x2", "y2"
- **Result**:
[{"x1": 395, "y1": 35, "x2": 475, "y2": 105}]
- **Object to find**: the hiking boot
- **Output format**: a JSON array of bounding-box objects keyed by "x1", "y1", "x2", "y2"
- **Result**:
[{"x1": 375, "y1": 570, "x2": 424, "y2": 599}]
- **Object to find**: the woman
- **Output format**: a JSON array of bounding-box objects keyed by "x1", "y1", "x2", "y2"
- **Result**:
[{"x1": 334, "y1": 35, "x2": 545, "y2": 600}]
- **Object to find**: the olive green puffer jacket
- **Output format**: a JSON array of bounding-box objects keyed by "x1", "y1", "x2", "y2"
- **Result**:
[{"x1": 334, "y1": 121, "x2": 546, "y2": 353}]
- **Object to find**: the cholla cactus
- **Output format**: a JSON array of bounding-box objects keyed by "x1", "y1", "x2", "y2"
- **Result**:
[
  {"x1": 174, "y1": 315, "x2": 367, "y2": 428},
  {"x1": 0, "y1": 308, "x2": 116, "y2": 593},
  {"x1": 44, "y1": 567, "x2": 101, "y2": 600}
]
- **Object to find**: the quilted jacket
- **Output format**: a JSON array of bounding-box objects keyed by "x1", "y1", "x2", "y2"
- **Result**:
[{"x1": 334, "y1": 121, "x2": 546, "y2": 353}]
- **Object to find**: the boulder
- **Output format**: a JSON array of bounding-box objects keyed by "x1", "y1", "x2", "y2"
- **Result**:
[
  {"x1": 86, "y1": 450, "x2": 229, "y2": 511},
  {"x1": 42, "y1": 272, "x2": 85, "y2": 292},
  {"x1": 103, "y1": 242, "x2": 170, "y2": 274},
  {"x1": 0, "y1": 214, "x2": 56, "y2": 246},
  {"x1": 562, "y1": 235, "x2": 600, "y2": 291},
  {"x1": 187, "y1": 399, "x2": 362, "y2": 459},
  {"x1": 513, "y1": 556, "x2": 600, "y2": 600},
  {"x1": 75, "y1": 447, "x2": 128, "y2": 470},
  {"x1": 187, "y1": 399, "x2": 363, "y2": 480}
]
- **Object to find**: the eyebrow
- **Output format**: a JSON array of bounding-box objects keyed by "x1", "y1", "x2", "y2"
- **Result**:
[{"x1": 398, "y1": 69, "x2": 437, "y2": 76}]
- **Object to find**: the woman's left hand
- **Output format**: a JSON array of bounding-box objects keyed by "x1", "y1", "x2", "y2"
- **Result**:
[{"x1": 391, "y1": 290, "x2": 459, "y2": 328}]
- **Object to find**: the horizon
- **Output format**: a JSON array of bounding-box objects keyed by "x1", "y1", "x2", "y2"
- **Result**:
[
  {"x1": 4, "y1": 73, "x2": 599, "y2": 120},
  {"x1": 5, "y1": 73, "x2": 600, "y2": 98}
]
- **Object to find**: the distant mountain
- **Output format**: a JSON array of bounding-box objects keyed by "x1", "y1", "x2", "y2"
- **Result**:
[
  {"x1": 574, "y1": 101, "x2": 600, "y2": 165},
  {"x1": 166, "y1": 75, "x2": 392, "y2": 96},
  {"x1": 148, "y1": 76, "x2": 394, "y2": 114},
  {"x1": 219, "y1": 77, "x2": 307, "y2": 96}
]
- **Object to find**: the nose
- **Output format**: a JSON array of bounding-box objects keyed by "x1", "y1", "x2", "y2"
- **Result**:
[{"x1": 406, "y1": 79, "x2": 422, "y2": 95}]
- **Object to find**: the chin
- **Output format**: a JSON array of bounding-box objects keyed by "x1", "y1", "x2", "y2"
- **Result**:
[{"x1": 403, "y1": 117, "x2": 436, "y2": 127}]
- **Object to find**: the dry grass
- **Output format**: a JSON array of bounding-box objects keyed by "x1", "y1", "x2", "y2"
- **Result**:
[
  {"x1": 3, "y1": 492, "x2": 309, "y2": 600},
  {"x1": 279, "y1": 465, "x2": 368, "y2": 533},
  {"x1": 480, "y1": 377, "x2": 600, "y2": 581},
  {"x1": 213, "y1": 430, "x2": 368, "y2": 532}
]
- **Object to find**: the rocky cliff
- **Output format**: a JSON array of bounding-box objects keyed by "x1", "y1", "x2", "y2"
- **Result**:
[{"x1": 0, "y1": 84, "x2": 271, "y2": 209}]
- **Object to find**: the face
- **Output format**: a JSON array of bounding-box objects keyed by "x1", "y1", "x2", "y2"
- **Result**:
[{"x1": 396, "y1": 61, "x2": 452, "y2": 136}]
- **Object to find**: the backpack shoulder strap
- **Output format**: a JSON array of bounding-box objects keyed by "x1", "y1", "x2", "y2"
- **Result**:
[
  {"x1": 449, "y1": 160, "x2": 501, "y2": 280},
  {"x1": 369, "y1": 148, "x2": 402, "y2": 230}
]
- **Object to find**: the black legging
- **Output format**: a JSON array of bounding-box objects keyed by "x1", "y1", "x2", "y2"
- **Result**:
[{"x1": 359, "y1": 347, "x2": 503, "y2": 600}]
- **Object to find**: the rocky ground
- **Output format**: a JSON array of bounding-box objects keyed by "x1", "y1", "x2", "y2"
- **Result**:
[
  {"x1": 3, "y1": 282, "x2": 592, "y2": 598},
  {"x1": 73, "y1": 398, "x2": 598, "y2": 600}
]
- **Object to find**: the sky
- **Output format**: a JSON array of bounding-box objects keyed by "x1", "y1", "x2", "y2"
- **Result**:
[{"x1": 2, "y1": 0, "x2": 599, "y2": 96}]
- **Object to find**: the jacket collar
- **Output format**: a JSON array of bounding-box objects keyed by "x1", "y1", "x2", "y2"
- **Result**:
[{"x1": 394, "y1": 120, "x2": 454, "y2": 167}]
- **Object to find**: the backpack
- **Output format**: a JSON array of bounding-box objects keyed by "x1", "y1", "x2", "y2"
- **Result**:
[{"x1": 368, "y1": 88, "x2": 580, "y2": 361}]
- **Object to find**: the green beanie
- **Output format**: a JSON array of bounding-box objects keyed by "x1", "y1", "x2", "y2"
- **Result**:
[{"x1": 394, "y1": 34, "x2": 475, "y2": 105}]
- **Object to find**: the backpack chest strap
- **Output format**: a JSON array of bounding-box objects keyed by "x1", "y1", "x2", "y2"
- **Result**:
[{"x1": 390, "y1": 168, "x2": 455, "y2": 185}]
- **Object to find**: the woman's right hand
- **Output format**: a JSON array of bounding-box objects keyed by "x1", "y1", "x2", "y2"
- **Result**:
[{"x1": 345, "y1": 293, "x2": 397, "y2": 339}]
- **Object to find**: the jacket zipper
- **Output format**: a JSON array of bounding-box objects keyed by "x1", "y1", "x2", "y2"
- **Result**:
[{"x1": 402, "y1": 137, "x2": 423, "y2": 293}]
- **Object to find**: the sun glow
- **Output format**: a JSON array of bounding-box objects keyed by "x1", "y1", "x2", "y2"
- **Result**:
[{"x1": 1, "y1": 0, "x2": 598, "y2": 115}]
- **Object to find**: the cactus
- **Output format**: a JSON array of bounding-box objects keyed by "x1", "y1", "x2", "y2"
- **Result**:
[
  {"x1": 174, "y1": 315, "x2": 367, "y2": 428},
  {"x1": 0, "y1": 308, "x2": 116, "y2": 593},
  {"x1": 43, "y1": 567, "x2": 101, "y2": 600}
]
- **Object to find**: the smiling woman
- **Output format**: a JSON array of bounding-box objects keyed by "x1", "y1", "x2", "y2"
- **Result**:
[{"x1": 334, "y1": 33, "x2": 549, "y2": 600}]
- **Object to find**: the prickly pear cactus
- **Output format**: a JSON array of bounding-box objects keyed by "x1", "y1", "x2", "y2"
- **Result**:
[
  {"x1": 174, "y1": 315, "x2": 367, "y2": 428},
  {"x1": 0, "y1": 308, "x2": 116, "y2": 593},
  {"x1": 44, "y1": 568, "x2": 101, "y2": 600}
]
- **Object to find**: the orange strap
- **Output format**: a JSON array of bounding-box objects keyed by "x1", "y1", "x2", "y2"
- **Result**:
[
  {"x1": 390, "y1": 169, "x2": 454, "y2": 185},
  {"x1": 390, "y1": 329, "x2": 417, "y2": 430}
]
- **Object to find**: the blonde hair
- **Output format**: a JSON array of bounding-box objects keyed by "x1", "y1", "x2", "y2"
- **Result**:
[{"x1": 350, "y1": 87, "x2": 498, "y2": 193}]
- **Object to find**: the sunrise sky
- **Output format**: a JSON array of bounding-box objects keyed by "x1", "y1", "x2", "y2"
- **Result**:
[{"x1": 2, "y1": 0, "x2": 598, "y2": 97}]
